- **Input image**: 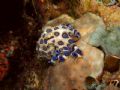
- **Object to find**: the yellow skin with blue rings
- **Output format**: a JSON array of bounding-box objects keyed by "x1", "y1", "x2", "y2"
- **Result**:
[{"x1": 36, "y1": 24, "x2": 83, "y2": 63}]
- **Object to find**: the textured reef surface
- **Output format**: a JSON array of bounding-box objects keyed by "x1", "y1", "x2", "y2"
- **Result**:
[{"x1": 0, "y1": 0, "x2": 120, "y2": 90}]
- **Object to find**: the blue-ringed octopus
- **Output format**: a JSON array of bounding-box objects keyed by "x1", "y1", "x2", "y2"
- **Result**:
[{"x1": 36, "y1": 24, "x2": 83, "y2": 63}]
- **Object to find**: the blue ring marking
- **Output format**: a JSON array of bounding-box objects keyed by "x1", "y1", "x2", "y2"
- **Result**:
[
  {"x1": 58, "y1": 55, "x2": 65, "y2": 62},
  {"x1": 66, "y1": 44, "x2": 74, "y2": 52},
  {"x1": 46, "y1": 29, "x2": 52, "y2": 33},
  {"x1": 54, "y1": 50, "x2": 61, "y2": 55},
  {"x1": 66, "y1": 23, "x2": 72, "y2": 28},
  {"x1": 74, "y1": 30, "x2": 80, "y2": 38},
  {"x1": 76, "y1": 32, "x2": 80, "y2": 38},
  {"x1": 44, "y1": 39, "x2": 48, "y2": 44},
  {"x1": 75, "y1": 49, "x2": 83, "y2": 56},
  {"x1": 52, "y1": 55, "x2": 58, "y2": 61},
  {"x1": 58, "y1": 41, "x2": 64, "y2": 45},
  {"x1": 62, "y1": 32, "x2": 69, "y2": 38},
  {"x1": 74, "y1": 30, "x2": 77, "y2": 35},
  {"x1": 68, "y1": 39, "x2": 75, "y2": 44},
  {"x1": 63, "y1": 46, "x2": 69, "y2": 51},
  {"x1": 63, "y1": 51, "x2": 71, "y2": 56},
  {"x1": 54, "y1": 32, "x2": 60, "y2": 36},
  {"x1": 71, "y1": 52, "x2": 78, "y2": 57},
  {"x1": 40, "y1": 39, "x2": 44, "y2": 44}
]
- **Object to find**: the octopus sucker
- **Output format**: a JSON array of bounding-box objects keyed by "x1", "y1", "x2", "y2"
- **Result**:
[{"x1": 36, "y1": 23, "x2": 83, "y2": 63}]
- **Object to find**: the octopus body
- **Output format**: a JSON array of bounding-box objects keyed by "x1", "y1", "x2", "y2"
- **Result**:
[{"x1": 36, "y1": 24, "x2": 83, "y2": 63}]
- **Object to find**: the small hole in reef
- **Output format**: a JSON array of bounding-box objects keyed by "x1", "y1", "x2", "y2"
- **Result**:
[
  {"x1": 51, "y1": 0, "x2": 61, "y2": 5},
  {"x1": 72, "y1": 89, "x2": 78, "y2": 90}
]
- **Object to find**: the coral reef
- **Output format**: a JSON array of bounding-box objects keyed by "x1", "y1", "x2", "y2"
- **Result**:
[{"x1": 1, "y1": 0, "x2": 120, "y2": 89}]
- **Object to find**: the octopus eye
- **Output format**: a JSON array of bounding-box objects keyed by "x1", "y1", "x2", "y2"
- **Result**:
[
  {"x1": 54, "y1": 27, "x2": 59, "y2": 30},
  {"x1": 71, "y1": 52, "x2": 78, "y2": 57},
  {"x1": 58, "y1": 55, "x2": 65, "y2": 62},
  {"x1": 39, "y1": 39, "x2": 44, "y2": 44},
  {"x1": 68, "y1": 39, "x2": 75, "y2": 44},
  {"x1": 46, "y1": 29, "x2": 52, "y2": 33},
  {"x1": 58, "y1": 41, "x2": 64, "y2": 45},
  {"x1": 54, "y1": 32, "x2": 60, "y2": 36},
  {"x1": 62, "y1": 32, "x2": 69, "y2": 38}
]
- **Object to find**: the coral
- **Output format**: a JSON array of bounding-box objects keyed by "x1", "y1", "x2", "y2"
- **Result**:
[
  {"x1": 0, "y1": 45, "x2": 15, "y2": 81},
  {"x1": 96, "y1": 0, "x2": 117, "y2": 6},
  {"x1": 0, "y1": 56, "x2": 9, "y2": 81},
  {"x1": 23, "y1": 71, "x2": 40, "y2": 89},
  {"x1": 36, "y1": 24, "x2": 83, "y2": 63}
]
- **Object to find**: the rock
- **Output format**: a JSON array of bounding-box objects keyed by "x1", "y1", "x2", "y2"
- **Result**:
[
  {"x1": 101, "y1": 27, "x2": 120, "y2": 56},
  {"x1": 89, "y1": 26, "x2": 120, "y2": 57},
  {"x1": 104, "y1": 55, "x2": 120, "y2": 72},
  {"x1": 85, "y1": 76, "x2": 99, "y2": 90},
  {"x1": 45, "y1": 14, "x2": 75, "y2": 27},
  {"x1": 75, "y1": 13, "x2": 120, "y2": 57},
  {"x1": 43, "y1": 40, "x2": 104, "y2": 90},
  {"x1": 43, "y1": 58, "x2": 91, "y2": 90},
  {"x1": 73, "y1": 13, "x2": 106, "y2": 46},
  {"x1": 103, "y1": 84, "x2": 120, "y2": 90},
  {"x1": 76, "y1": 40, "x2": 104, "y2": 78}
]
